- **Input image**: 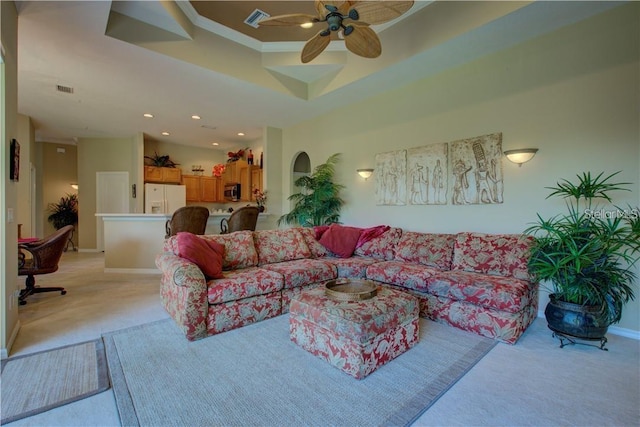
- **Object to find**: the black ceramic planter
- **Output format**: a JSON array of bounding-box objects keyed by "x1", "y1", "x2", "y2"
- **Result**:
[{"x1": 544, "y1": 294, "x2": 609, "y2": 339}]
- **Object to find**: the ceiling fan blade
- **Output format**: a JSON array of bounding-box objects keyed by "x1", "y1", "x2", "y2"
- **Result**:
[
  {"x1": 315, "y1": 0, "x2": 344, "y2": 17},
  {"x1": 258, "y1": 13, "x2": 317, "y2": 27},
  {"x1": 301, "y1": 31, "x2": 331, "y2": 63},
  {"x1": 348, "y1": 1, "x2": 414, "y2": 25},
  {"x1": 338, "y1": 1, "x2": 358, "y2": 15},
  {"x1": 344, "y1": 24, "x2": 381, "y2": 59}
]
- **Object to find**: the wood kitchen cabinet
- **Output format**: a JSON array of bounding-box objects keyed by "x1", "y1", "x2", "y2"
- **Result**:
[
  {"x1": 250, "y1": 166, "x2": 263, "y2": 201},
  {"x1": 239, "y1": 165, "x2": 251, "y2": 201},
  {"x1": 222, "y1": 159, "x2": 247, "y2": 184},
  {"x1": 144, "y1": 166, "x2": 181, "y2": 184},
  {"x1": 183, "y1": 175, "x2": 223, "y2": 202},
  {"x1": 200, "y1": 177, "x2": 218, "y2": 202}
]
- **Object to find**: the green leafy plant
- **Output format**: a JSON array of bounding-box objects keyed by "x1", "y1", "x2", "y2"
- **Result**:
[
  {"x1": 525, "y1": 171, "x2": 640, "y2": 325},
  {"x1": 144, "y1": 152, "x2": 179, "y2": 168},
  {"x1": 47, "y1": 194, "x2": 78, "y2": 230},
  {"x1": 278, "y1": 153, "x2": 345, "y2": 227}
]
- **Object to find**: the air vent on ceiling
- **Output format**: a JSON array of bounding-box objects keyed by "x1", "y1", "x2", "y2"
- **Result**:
[
  {"x1": 56, "y1": 84, "x2": 74, "y2": 94},
  {"x1": 244, "y1": 9, "x2": 270, "y2": 28},
  {"x1": 201, "y1": 125, "x2": 217, "y2": 130}
]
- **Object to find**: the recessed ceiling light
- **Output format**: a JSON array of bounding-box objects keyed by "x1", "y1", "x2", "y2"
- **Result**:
[
  {"x1": 212, "y1": 142, "x2": 219, "y2": 146},
  {"x1": 143, "y1": 113, "x2": 154, "y2": 118},
  {"x1": 237, "y1": 132, "x2": 245, "y2": 136},
  {"x1": 161, "y1": 131, "x2": 170, "y2": 136},
  {"x1": 191, "y1": 115, "x2": 201, "y2": 120}
]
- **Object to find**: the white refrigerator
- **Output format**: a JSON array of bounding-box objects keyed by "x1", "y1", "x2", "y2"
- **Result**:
[{"x1": 144, "y1": 183, "x2": 186, "y2": 214}]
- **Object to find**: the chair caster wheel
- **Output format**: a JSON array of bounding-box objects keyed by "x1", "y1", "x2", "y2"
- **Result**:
[{"x1": 61, "y1": 290, "x2": 67, "y2": 295}]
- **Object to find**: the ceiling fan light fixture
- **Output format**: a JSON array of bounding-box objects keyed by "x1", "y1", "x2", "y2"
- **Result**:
[
  {"x1": 260, "y1": 0, "x2": 414, "y2": 63},
  {"x1": 300, "y1": 22, "x2": 313, "y2": 29}
]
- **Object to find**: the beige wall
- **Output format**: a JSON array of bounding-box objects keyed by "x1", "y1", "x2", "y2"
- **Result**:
[
  {"x1": 1, "y1": 0, "x2": 20, "y2": 358},
  {"x1": 41, "y1": 142, "x2": 78, "y2": 246},
  {"x1": 77, "y1": 136, "x2": 138, "y2": 249},
  {"x1": 279, "y1": 4, "x2": 640, "y2": 332},
  {"x1": 16, "y1": 115, "x2": 34, "y2": 239}
]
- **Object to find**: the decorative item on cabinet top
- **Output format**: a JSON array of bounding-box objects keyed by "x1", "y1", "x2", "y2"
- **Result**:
[
  {"x1": 212, "y1": 164, "x2": 226, "y2": 178},
  {"x1": 144, "y1": 152, "x2": 179, "y2": 168}
]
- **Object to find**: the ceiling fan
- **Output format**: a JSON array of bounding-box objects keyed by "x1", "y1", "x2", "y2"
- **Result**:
[{"x1": 258, "y1": 1, "x2": 415, "y2": 63}]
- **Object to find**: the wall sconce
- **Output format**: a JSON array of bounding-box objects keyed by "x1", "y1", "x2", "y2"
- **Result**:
[
  {"x1": 504, "y1": 149, "x2": 538, "y2": 167},
  {"x1": 357, "y1": 168, "x2": 374, "y2": 180},
  {"x1": 70, "y1": 183, "x2": 79, "y2": 190}
]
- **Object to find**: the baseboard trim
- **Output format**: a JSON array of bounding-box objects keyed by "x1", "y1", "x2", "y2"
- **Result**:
[
  {"x1": 1, "y1": 319, "x2": 22, "y2": 359},
  {"x1": 104, "y1": 268, "x2": 160, "y2": 274},
  {"x1": 537, "y1": 310, "x2": 639, "y2": 340},
  {"x1": 78, "y1": 248, "x2": 102, "y2": 253}
]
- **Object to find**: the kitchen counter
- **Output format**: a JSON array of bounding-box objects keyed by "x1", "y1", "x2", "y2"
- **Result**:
[{"x1": 96, "y1": 212, "x2": 270, "y2": 272}]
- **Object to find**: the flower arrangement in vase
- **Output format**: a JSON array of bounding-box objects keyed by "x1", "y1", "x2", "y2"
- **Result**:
[
  {"x1": 227, "y1": 148, "x2": 247, "y2": 162},
  {"x1": 212, "y1": 163, "x2": 226, "y2": 177},
  {"x1": 253, "y1": 188, "x2": 267, "y2": 212}
]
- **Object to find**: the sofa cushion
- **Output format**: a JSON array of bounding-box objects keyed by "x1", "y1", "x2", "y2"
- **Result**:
[
  {"x1": 200, "y1": 231, "x2": 259, "y2": 271},
  {"x1": 260, "y1": 259, "x2": 336, "y2": 289},
  {"x1": 451, "y1": 232, "x2": 533, "y2": 280},
  {"x1": 207, "y1": 267, "x2": 284, "y2": 304},
  {"x1": 175, "y1": 232, "x2": 224, "y2": 279},
  {"x1": 254, "y1": 229, "x2": 312, "y2": 266},
  {"x1": 394, "y1": 232, "x2": 456, "y2": 270},
  {"x1": 365, "y1": 261, "x2": 440, "y2": 293},
  {"x1": 297, "y1": 227, "x2": 330, "y2": 258},
  {"x1": 318, "y1": 224, "x2": 362, "y2": 258},
  {"x1": 353, "y1": 227, "x2": 402, "y2": 260},
  {"x1": 428, "y1": 270, "x2": 533, "y2": 313},
  {"x1": 321, "y1": 256, "x2": 379, "y2": 279},
  {"x1": 167, "y1": 231, "x2": 258, "y2": 271}
]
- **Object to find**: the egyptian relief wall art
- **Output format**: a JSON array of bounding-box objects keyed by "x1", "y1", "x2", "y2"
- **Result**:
[
  {"x1": 375, "y1": 150, "x2": 407, "y2": 206},
  {"x1": 374, "y1": 133, "x2": 503, "y2": 206}
]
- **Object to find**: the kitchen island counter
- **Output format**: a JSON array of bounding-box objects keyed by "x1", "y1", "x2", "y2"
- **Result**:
[{"x1": 96, "y1": 212, "x2": 270, "y2": 272}]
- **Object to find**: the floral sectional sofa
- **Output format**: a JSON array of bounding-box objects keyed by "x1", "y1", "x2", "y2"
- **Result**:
[{"x1": 156, "y1": 225, "x2": 538, "y2": 344}]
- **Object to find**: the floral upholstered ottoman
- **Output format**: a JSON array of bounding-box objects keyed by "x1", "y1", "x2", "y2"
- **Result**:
[{"x1": 289, "y1": 285, "x2": 419, "y2": 379}]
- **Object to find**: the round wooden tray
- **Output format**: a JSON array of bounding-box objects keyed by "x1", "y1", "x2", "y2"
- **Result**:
[{"x1": 325, "y1": 279, "x2": 378, "y2": 302}]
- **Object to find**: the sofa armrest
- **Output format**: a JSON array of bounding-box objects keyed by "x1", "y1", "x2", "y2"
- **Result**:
[{"x1": 156, "y1": 253, "x2": 209, "y2": 341}]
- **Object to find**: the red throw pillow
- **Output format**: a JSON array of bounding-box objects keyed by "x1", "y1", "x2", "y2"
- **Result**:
[
  {"x1": 175, "y1": 232, "x2": 224, "y2": 279},
  {"x1": 318, "y1": 224, "x2": 362, "y2": 258}
]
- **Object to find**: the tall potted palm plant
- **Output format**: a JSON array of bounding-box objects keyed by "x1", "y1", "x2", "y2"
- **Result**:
[
  {"x1": 278, "y1": 153, "x2": 345, "y2": 227},
  {"x1": 525, "y1": 171, "x2": 640, "y2": 344}
]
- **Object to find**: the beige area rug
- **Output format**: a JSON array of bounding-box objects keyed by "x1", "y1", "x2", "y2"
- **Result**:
[
  {"x1": 104, "y1": 315, "x2": 497, "y2": 427},
  {"x1": 1, "y1": 339, "x2": 110, "y2": 424}
]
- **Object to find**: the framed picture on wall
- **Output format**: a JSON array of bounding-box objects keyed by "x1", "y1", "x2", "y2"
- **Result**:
[{"x1": 10, "y1": 139, "x2": 20, "y2": 182}]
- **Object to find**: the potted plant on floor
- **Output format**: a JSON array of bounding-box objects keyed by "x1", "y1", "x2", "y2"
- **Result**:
[
  {"x1": 278, "y1": 153, "x2": 345, "y2": 227},
  {"x1": 525, "y1": 171, "x2": 640, "y2": 346},
  {"x1": 47, "y1": 193, "x2": 79, "y2": 230}
]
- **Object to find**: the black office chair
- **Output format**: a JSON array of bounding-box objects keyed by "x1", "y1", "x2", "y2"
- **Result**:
[
  {"x1": 165, "y1": 206, "x2": 210, "y2": 238},
  {"x1": 220, "y1": 206, "x2": 260, "y2": 234},
  {"x1": 18, "y1": 225, "x2": 74, "y2": 305}
]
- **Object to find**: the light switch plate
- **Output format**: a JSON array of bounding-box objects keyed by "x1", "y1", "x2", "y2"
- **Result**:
[{"x1": 7, "y1": 208, "x2": 14, "y2": 223}]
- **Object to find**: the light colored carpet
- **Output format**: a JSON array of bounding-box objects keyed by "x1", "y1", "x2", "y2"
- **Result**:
[
  {"x1": 0, "y1": 339, "x2": 110, "y2": 424},
  {"x1": 104, "y1": 315, "x2": 496, "y2": 427}
]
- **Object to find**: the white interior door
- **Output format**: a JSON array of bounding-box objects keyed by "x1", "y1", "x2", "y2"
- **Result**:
[{"x1": 96, "y1": 172, "x2": 129, "y2": 251}]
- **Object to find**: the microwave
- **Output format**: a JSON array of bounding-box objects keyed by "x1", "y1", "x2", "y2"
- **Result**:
[{"x1": 224, "y1": 183, "x2": 241, "y2": 201}]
